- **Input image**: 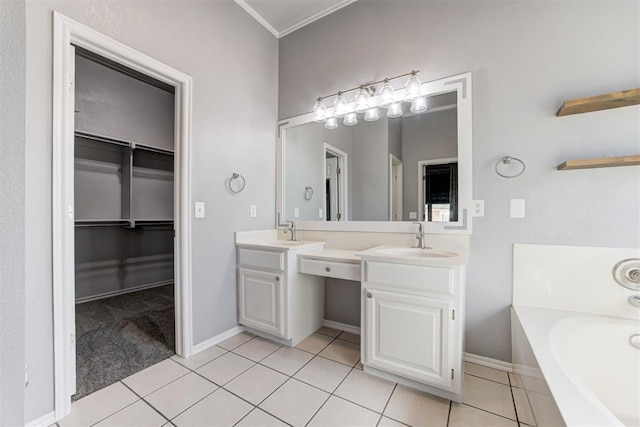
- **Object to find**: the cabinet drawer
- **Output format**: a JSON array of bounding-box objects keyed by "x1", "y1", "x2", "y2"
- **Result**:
[
  {"x1": 238, "y1": 248, "x2": 285, "y2": 271},
  {"x1": 364, "y1": 261, "x2": 453, "y2": 296},
  {"x1": 299, "y1": 258, "x2": 360, "y2": 281}
]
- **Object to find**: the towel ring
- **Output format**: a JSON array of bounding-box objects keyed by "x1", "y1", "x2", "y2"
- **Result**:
[
  {"x1": 228, "y1": 173, "x2": 246, "y2": 194},
  {"x1": 304, "y1": 186, "x2": 314, "y2": 201},
  {"x1": 495, "y1": 156, "x2": 526, "y2": 178}
]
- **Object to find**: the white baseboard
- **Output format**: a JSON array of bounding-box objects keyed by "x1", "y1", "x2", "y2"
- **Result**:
[
  {"x1": 464, "y1": 352, "x2": 513, "y2": 372},
  {"x1": 25, "y1": 411, "x2": 56, "y2": 427},
  {"x1": 322, "y1": 319, "x2": 360, "y2": 335},
  {"x1": 191, "y1": 325, "x2": 246, "y2": 354}
]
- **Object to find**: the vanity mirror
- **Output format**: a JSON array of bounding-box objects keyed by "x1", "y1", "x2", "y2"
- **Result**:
[{"x1": 276, "y1": 72, "x2": 472, "y2": 233}]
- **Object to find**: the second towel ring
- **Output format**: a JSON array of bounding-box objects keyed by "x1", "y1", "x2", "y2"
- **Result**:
[
  {"x1": 304, "y1": 186, "x2": 314, "y2": 201},
  {"x1": 228, "y1": 173, "x2": 246, "y2": 193},
  {"x1": 495, "y1": 156, "x2": 526, "y2": 178}
]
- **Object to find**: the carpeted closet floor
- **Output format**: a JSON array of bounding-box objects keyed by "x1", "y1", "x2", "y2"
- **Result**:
[{"x1": 74, "y1": 284, "x2": 175, "y2": 400}]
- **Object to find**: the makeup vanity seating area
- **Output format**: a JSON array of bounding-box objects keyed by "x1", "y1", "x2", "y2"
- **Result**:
[
  {"x1": 236, "y1": 72, "x2": 473, "y2": 402},
  {"x1": 235, "y1": 230, "x2": 469, "y2": 402}
]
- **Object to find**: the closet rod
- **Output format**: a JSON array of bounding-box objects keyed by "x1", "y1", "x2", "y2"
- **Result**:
[{"x1": 74, "y1": 131, "x2": 174, "y2": 156}]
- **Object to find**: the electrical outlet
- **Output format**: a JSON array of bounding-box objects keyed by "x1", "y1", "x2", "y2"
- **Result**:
[
  {"x1": 250, "y1": 205, "x2": 256, "y2": 218},
  {"x1": 195, "y1": 202, "x2": 205, "y2": 218},
  {"x1": 409, "y1": 212, "x2": 417, "y2": 219},
  {"x1": 472, "y1": 200, "x2": 484, "y2": 217},
  {"x1": 294, "y1": 207, "x2": 299, "y2": 218}
]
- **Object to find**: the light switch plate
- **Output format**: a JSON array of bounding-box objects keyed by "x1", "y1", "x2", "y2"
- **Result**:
[
  {"x1": 195, "y1": 202, "x2": 205, "y2": 218},
  {"x1": 510, "y1": 199, "x2": 525, "y2": 218},
  {"x1": 318, "y1": 208, "x2": 323, "y2": 219},
  {"x1": 250, "y1": 205, "x2": 256, "y2": 218},
  {"x1": 472, "y1": 200, "x2": 484, "y2": 217},
  {"x1": 294, "y1": 207, "x2": 299, "y2": 218},
  {"x1": 409, "y1": 212, "x2": 417, "y2": 219}
]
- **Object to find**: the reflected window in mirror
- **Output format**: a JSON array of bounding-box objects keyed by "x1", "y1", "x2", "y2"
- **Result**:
[{"x1": 424, "y1": 162, "x2": 458, "y2": 222}]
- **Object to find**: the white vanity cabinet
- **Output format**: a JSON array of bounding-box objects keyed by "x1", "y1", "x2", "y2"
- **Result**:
[
  {"x1": 360, "y1": 257, "x2": 465, "y2": 402},
  {"x1": 236, "y1": 243, "x2": 325, "y2": 346}
]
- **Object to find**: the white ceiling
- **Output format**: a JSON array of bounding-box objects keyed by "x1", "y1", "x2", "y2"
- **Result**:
[{"x1": 235, "y1": 0, "x2": 356, "y2": 38}]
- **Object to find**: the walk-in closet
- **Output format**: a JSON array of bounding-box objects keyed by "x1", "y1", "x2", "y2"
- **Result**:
[{"x1": 73, "y1": 48, "x2": 176, "y2": 399}]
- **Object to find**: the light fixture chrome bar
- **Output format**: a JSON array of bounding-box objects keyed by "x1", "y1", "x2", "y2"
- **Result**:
[{"x1": 316, "y1": 70, "x2": 419, "y2": 101}]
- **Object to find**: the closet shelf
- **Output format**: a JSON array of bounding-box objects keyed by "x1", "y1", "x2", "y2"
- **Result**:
[
  {"x1": 557, "y1": 155, "x2": 640, "y2": 170},
  {"x1": 556, "y1": 88, "x2": 640, "y2": 116},
  {"x1": 75, "y1": 219, "x2": 174, "y2": 228},
  {"x1": 75, "y1": 131, "x2": 174, "y2": 155}
]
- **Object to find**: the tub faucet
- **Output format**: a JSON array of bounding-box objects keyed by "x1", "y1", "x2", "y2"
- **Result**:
[
  {"x1": 284, "y1": 221, "x2": 297, "y2": 241},
  {"x1": 413, "y1": 221, "x2": 426, "y2": 249}
]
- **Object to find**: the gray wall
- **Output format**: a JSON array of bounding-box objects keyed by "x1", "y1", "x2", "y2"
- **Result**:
[
  {"x1": 402, "y1": 109, "x2": 458, "y2": 219},
  {"x1": 0, "y1": 0, "x2": 26, "y2": 425},
  {"x1": 285, "y1": 122, "x2": 352, "y2": 220},
  {"x1": 23, "y1": 1, "x2": 277, "y2": 422},
  {"x1": 351, "y1": 119, "x2": 389, "y2": 220},
  {"x1": 279, "y1": 1, "x2": 640, "y2": 362}
]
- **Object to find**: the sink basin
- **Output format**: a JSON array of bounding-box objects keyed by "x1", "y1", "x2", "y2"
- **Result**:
[
  {"x1": 374, "y1": 247, "x2": 458, "y2": 258},
  {"x1": 265, "y1": 240, "x2": 309, "y2": 246}
]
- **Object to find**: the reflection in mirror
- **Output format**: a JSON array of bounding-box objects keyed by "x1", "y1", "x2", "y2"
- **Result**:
[{"x1": 283, "y1": 91, "x2": 457, "y2": 222}]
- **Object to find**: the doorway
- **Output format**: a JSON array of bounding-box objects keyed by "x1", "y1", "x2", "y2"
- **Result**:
[
  {"x1": 52, "y1": 13, "x2": 193, "y2": 420},
  {"x1": 389, "y1": 154, "x2": 403, "y2": 221},
  {"x1": 324, "y1": 143, "x2": 348, "y2": 221}
]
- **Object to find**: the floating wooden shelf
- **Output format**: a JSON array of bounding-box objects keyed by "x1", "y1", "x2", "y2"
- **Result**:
[
  {"x1": 557, "y1": 155, "x2": 640, "y2": 170},
  {"x1": 556, "y1": 88, "x2": 640, "y2": 116}
]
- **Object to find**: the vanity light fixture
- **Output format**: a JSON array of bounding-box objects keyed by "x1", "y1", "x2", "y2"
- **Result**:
[
  {"x1": 343, "y1": 112, "x2": 358, "y2": 126},
  {"x1": 410, "y1": 96, "x2": 427, "y2": 113},
  {"x1": 378, "y1": 79, "x2": 396, "y2": 108},
  {"x1": 404, "y1": 71, "x2": 422, "y2": 101},
  {"x1": 311, "y1": 70, "x2": 422, "y2": 129},
  {"x1": 364, "y1": 107, "x2": 380, "y2": 121},
  {"x1": 313, "y1": 98, "x2": 327, "y2": 122},
  {"x1": 387, "y1": 102, "x2": 403, "y2": 118},
  {"x1": 333, "y1": 92, "x2": 349, "y2": 118},
  {"x1": 324, "y1": 117, "x2": 338, "y2": 129},
  {"x1": 354, "y1": 86, "x2": 370, "y2": 113}
]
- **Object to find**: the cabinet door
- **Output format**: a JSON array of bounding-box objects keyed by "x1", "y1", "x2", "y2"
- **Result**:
[
  {"x1": 238, "y1": 268, "x2": 285, "y2": 338},
  {"x1": 364, "y1": 288, "x2": 453, "y2": 389}
]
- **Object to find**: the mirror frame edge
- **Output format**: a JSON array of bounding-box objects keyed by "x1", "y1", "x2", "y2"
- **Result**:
[{"x1": 276, "y1": 72, "x2": 473, "y2": 234}]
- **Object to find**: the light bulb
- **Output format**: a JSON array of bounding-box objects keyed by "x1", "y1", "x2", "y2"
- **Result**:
[
  {"x1": 364, "y1": 108, "x2": 380, "y2": 121},
  {"x1": 333, "y1": 93, "x2": 349, "y2": 118},
  {"x1": 354, "y1": 87, "x2": 370, "y2": 113},
  {"x1": 313, "y1": 98, "x2": 327, "y2": 122},
  {"x1": 324, "y1": 117, "x2": 338, "y2": 129},
  {"x1": 387, "y1": 102, "x2": 403, "y2": 118},
  {"x1": 410, "y1": 96, "x2": 427, "y2": 113},
  {"x1": 378, "y1": 80, "x2": 395, "y2": 108},
  {"x1": 404, "y1": 72, "x2": 422, "y2": 101},
  {"x1": 343, "y1": 112, "x2": 358, "y2": 126}
]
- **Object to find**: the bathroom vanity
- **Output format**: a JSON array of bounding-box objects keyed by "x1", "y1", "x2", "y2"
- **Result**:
[{"x1": 235, "y1": 231, "x2": 467, "y2": 402}]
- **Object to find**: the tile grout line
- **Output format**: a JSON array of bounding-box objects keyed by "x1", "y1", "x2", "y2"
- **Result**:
[
  {"x1": 85, "y1": 394, "x2": 142, "y2": 427},
  {"x1": 461, "y1": 402, "x2": 520, "y2": 423},
  {"x1": 118, "y1": 381, "x2": 174, "y2": 426},
  {"x1": 375, "y1": 382, "x2": 398, "y2": 427},
  {"x1": 446, "y1": 400, "x2": 453, "y2": 427},
  {"x1": 508, "y1": 373, "x2": 522, "y2": 425},
  {"x1": 465, "y1": 371, "x2": 511, "y2": 387}
]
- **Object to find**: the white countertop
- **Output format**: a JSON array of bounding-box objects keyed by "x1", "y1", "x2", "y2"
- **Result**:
[
  {"x1": 235, "y1": 240, "x2": 325, "y2": 251},
  {"x1": 297, "y1": 249, "x2": 360, "y2": 264},
  {"x1": 357, "y1": 245, "x2": 468, "y2": 266}
]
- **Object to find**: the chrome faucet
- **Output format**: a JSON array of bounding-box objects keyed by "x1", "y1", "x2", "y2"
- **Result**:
[
  {"x1": 413, "y1": 221, "x2": 427, "y2": 249},
  {"x1": 284, "y1": 221, "x2": 298, "y2": 242}
]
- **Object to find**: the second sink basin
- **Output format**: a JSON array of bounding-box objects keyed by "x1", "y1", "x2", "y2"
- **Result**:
[{"x1": 374, "y1": 247, "x2": 458, "y2": 258}]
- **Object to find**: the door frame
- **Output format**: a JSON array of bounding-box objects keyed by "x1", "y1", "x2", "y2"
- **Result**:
[
  {"x1": 389, "y1": 154, "x2": 403, "y2": 221},
  {"x1": 323, "y1": 143, "x2": 348, "y2": 221},
  {"x1": 52, "y1": 12, "x2": 193, "y2": 420},
  {"x1": 417, "y1": 157, "x2": 457, "y2": 222}
]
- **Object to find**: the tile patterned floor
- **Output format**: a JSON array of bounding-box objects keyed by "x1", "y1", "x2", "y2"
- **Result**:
[{"x1": 56, "y1": 328, "x2": 535, "y2": 427}]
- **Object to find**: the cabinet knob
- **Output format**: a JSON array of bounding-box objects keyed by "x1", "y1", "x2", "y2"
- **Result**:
[
  {"x1": 366, "y1": 292, "x2": 372, "y2": 298},
  {"x1": 325, "y1": 267, "x2": 331, "y2": 272}
]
